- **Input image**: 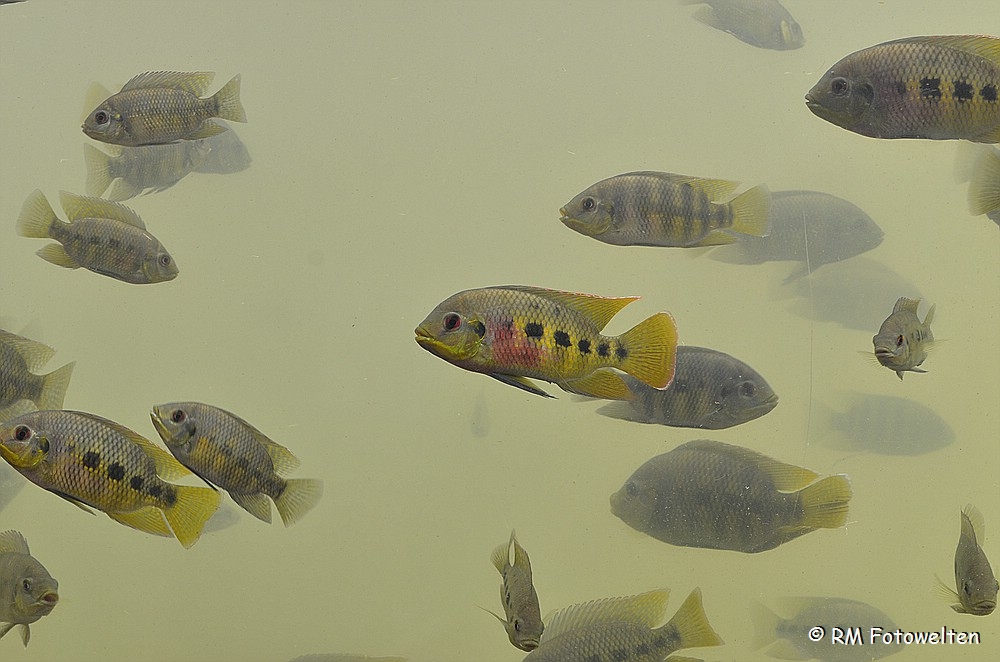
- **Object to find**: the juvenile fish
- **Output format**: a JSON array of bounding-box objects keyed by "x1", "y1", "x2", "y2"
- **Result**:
[
  {"x1": 561, "y1": 171, "x2": 770, "y2": 247},
  {"x1": 682, "y1": 0, "x2": 804, "y2": 50},
  {"x1": 806, "y1": 35, "x2": 1000, "y2": 142},
  {"x1": 0, "y1": 531, "x2": 58, "y2": 647},
  {"x1": 0, "y1": 410, "x2": 221, "y2": 548},
  {"x1": 488, "y1": 530, "x2": 543, "y2": 651},
  {"x1": 0, "y1": 329, "x2": 74, "y2": 423},
  {"x1": 611, "y1": 439, "x2": 852, "y2": 553},
  {"x1": 150, "y1": 402, "x2": 323, "y2": 527},
  {"x1": 872, "y1": 296, "x2": 934, "y2": 379},
  {"x1": 415, "y1": 286, "x2": 678, "y2": 400},
  {"x1": 83, "y1": 71, "x2": 247, "y2": 146},
  {"x1": 16, "y1": 190, "x2": 177, "y2": 284},
  {"x1": 937, "y1": 505, "x2": 998, "y2": 615},
  {"x1": 597, "y1": 346, "x2": 777, "y2": 429},
  {"x1": 526, "y1": 587, "x2": 722, "y2": 661}
]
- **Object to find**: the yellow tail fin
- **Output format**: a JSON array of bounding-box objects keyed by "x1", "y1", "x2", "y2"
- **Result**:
[
  {"x1": 662, "y1": 587, "x2": 724, "y2": 651},
  {"x1": 798, "y1": 474, "x2": 852, "y2": 529},
  {"x1": 729, "y1": 184, "x2": 771, "y2": 237},
  {"x1": 16, "y1": 190, "x2": 58, "y2": 239},
  {"x1": 163, "y1": 484, "x2": 222, "y2": 548},
  {"x1": 617, "y1": 312, "x2": 678, "y2": 389},
  {"x1": 37, "y1": 361, "x2": 75, "y2": 410},
  {"x1": 212, "y1": 74, "x2": 247, "y2": 123},
  {"x1": 274, "y1": 478, "x2": 323, "y2": 527}
]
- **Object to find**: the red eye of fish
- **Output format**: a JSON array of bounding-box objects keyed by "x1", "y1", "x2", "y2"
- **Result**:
[
  {"x1": 13, "y1": 425, "x2": 31, "y2": 441},
  {"x1": 581, "y1": 197, "x2": 596, "y2": 211},
  {"x1": 830, "y1": 77, "x2": 850, "y2": 96},
  {"x1": 94, "y1": 110, "x2": 110, "y2": 125},
  {"x1": 171, "y1": 409, "x2": 186, "y2": 424},
  {"x1": 443, "y1": 313, "x2": 462, "y2": 331}
]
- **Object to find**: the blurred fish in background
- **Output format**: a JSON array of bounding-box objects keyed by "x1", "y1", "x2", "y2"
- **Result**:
[
  {"x1": 487, "y1": 530, "x2": 544, "y2": 651},
  {"x1": 806, "y1": 35, "x2": 1000, "y2": 142},
  {"x1": 16, "y1": 190, "x2": 178, "y2": 284},
  {"x1": 0, "y1": 328, "x2": 74, "y2": 424},
  {"x1": 955, "y1": 143, "x2": 1000, "y2": 227},
  {"x1": 752, "y1": 596, "x2": 905, "y2": 661},
  {"x1": 821, "y1": 393, "x2": 954, "y2": 456},
  {"x1": 709, "y1": 190, "x2": 883, "y2": 282},
  {"x1": 84, "y1": 128, "x2": 251, "y2": 201},
  {"x1": 936, "y1": 505, "x2": 998, "y2": 616},
  {"x1": 680, "y1": 0, "x2": 804, "y2": 50},
  {"x1": 0, "y1": 530, "x2": 58, "y2": 647},
  {"x1": 287, "y1": 655, "x2": 407, "y2": 662},
  {"x1": 0, "y1": 464, "x2": 25, "y2": 514},
  {"x1": 871, "y1": 296, "x2": 934, "y2": 379},
  {"x1": 597, "y1": 345, "x2": 777, "y2": 429}
]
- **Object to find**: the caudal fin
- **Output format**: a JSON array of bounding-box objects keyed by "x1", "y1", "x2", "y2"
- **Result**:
[
  {"x1": 798, "y1": 474, "x2": 852, "y2": 529},
  {"x1": 967, "y1": 147, "x2": 1000, "y2": 216},
  {"x1": 37, "y1": 361, "x2": 75, "y2": 410},
  {"x1": 83, "y1": 143, "x2": 114, "y2": 197},
  {"x1": 661, "y1": 587, "x2": 724, "y2": 652},
  {"x1": 212, "y1": 74, "x2": 247, "y2": 123},
  {"x1": 749, "y1": 599, "x2": 781, "y2": 651},
  {"x1": 618, "y1": 312, "x2": 678, "y2": 389},
  {"x1": 274, "y1": 478, "x2": 323, "y2": 527},
  {"x1": 729, "y1": 184, "x2": 771, "y2": 238},
  {"x1": 163, "y1": 484, "x2": 222, "y2": 548},
  {"x1": 16, "y1": 190, "x2": 58, "y2": 239}
]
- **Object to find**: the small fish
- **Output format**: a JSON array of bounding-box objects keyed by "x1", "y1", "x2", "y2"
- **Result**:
[
  {"x1": 936, "y1": 505, "x2": 998, "y2": 616},
  {"x1": 962, "y1": 144, "x2": 1000, "y2": 226},
  {"x1": 16, "y1": 190, "x2": 178, "y2": 284},
  {"x1": 526, "y1": 587, "x2": 722, "y2": 661},
  {"x1": 597, "y1": 346, "x2": 777, "y2": 429},
  {"x1": 681, "y1": 0, "x2": 804, "y2": 50},
  {"x1": 709, "y1": 190, "x2": 884, "y2": 282},
  {"x1": 83, "y1": 141, "x2": 209, "y2": 201},
  {"x1": 806, "y1": 35, "x2": 1000, "y2": 143},
  {"x1": 872, "y1": 296, "x2": 934, "y2": 379},
  {"x1": 191, "y1": 127, "x2": 253, "y2": 174},
  {"x1": 150, "y1": 402, "x2": 323, "y2": 527},
  {"x1": 561, "y1": 171, "x2": 770, "y2": 247},
  {"x1": 0, "y1": 410, "x2": 221, "y2": 548},
  {"x1": 83, "y1": 71, "x2": 247, "y2": 146},
  {"x1": 752, "y1": 597, "x2": 905, "y2": 661},
  {"x1": 611, "y1": 439, "x2": 852, "y2": 553},
  {"x1": 0, "y1": 329, "x2": 75, "y2": 423},
  {"x1": 487, "y1": 530, "x2": 543, "y2": 651},
  {"x1": 0, "y1": 531, "x2": 58, "y2": 647},
  {"x1": 823, "y1": 393, "x2": 954, "y2": 456},
  {"x1": 415, "y1": 286, "x2": 678, "y2": 400}
]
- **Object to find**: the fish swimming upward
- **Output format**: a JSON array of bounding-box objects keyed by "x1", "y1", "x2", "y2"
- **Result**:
[
  {"x1": 0, "y1": 530, "x2": 58, "y2": 647},
  {"x1": 872, "y1": 296, "x2": 934, "y2": 379},
  {"x1": 806, "y1": 35, "x2": 1000, "y2": 142},
  {"x1": 936, "y1": 505, "x2": 998, "y2": 616},
  {"x1": 415, "y1": 286, "x2": 678, "y2": 400},
  {"x1": 487, "y1": 530, "x2": 543, "y2": 651}
]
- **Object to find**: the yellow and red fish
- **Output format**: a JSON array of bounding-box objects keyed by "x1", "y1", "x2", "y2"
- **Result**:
[{"x1": 415, "y1": 286, "x2": 677, "y2": 400}]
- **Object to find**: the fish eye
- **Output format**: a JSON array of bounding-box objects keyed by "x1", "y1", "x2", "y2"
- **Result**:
[
  {"x1": 830, "y1": 77, "x2": 850, "y2": 96},
  {"x1": 739, "y1": 381, "x2": 756, "y2": 398},
  {"x1": 159, "y1": 254, "x2": 171, "y2": 267},
  {"x1": 513, "y1": 619, "x2": 521, "y2": 632},
  {"x1": 963, "y1": 580, "x2": 973, "y2": 596},
  {"x1": 13, "y1": 425, "x2": 31, "y2": 442},
  {"x1": 170, "y1": 409, "x2": 187, "y2": 424},
  {"x1": 896, "y1": 335, "x2": 904, "y2": 347},
  {"x1": 94, "y1": 110, "x2": 110, "y2": 126},
  {"x1": 443, "y1": 313, "x2": 462, "y2": 332},
  {"x1": 22, "y1": 578, "x2": 31, "y2": 592},
  {"x1": 625, "y1": 481, "x2": 639, "y2": 497},
  {"x1": 581, "y1": 197, "x2": 596, "y2": 211}
]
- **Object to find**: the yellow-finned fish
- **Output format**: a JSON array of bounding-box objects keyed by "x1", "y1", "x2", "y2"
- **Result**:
[
  {"x1": 0, "y1": 410, "x2": 220, "y2": 548},
  {"x1": 0, "y1": 530, "x2": 58, "y2": 648},
  {"x1": 560, "y1": 171, "x2": 770, "y2": 247},
  {"x1": 872, "y1": 297, "x2": 934, "y2": 379},
  {"x1": 525, "y1": 588, "x2": 723, "y2": 661},
  {"x1": 936, "y1": 505, "x2": 998, "y2": 616},
  {"x1": 16, "y1": 190, "x2": 178, "y2": 284},
  {"x1": 0, "y1": 329, "x2": 75, "y2": 423},
  {"x1": 415, "y1": 286, "x2": 678, "y2": 400},
  {"x1": 487, "y1": 530, "x2": 543, "y2": 651},
  {"x1": 806, "y1": 35, "x2": 1000, "y2": 142},
  {"x1": 150, "y1": 402, "x2": 323, "y2": 527},
  {"x1": 83, "y1": 71, "x2": 247, "y2": 146}
]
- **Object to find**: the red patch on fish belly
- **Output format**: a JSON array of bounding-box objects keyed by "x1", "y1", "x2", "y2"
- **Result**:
[{"x1": 492, "y1": 323, "x2": 543, "y2": 368}]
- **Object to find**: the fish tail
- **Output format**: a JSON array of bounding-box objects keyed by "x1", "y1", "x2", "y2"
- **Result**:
[
  {"x1": 728, "y1": 184, "x2": 771, "y2": 237},
  {"x1": 617, "y1": 312, "x2": 678, "y2": 389},
  {"x1": 661, "y1": 587, "x2": 724, "y2": 650},
  {"x1": 82, "y1": 144, "x2": 113, "y2": 197},
  {"x1": 749, "y1": 600, "x2": 780, "y2": 651},
  {"x1": 36, "y1": 361, "x2": 75, "y2": 410},
  {"x1": 967, "y1": 148, "x2": 1000, "y2": 216},
  {"x1": 16, "y1": 189, "x2": 58, "y2": 239},
  {"x1": 212, "y1": 74, "x2": 247, "y2": 123},
  {"x1": 798, "y1": 474, "x2": 852, "y2": 529},
  {"x1": 274, "y1": 478, "x2": 323, "y2": 527},
  {"x1": 162, "y1": 484, "x2": 222, "y2": 548}
]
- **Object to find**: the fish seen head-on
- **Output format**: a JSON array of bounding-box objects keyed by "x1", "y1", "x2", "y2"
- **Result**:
[
  {"x1": 12, "y1": 561, "x2": 60, "y2": 622},
  {"x1": 0, "y1": 423, "x2": 50, "y2": 471},
  {"x1": 414, "y1": 300, "x2": 487, "y2": 365}
]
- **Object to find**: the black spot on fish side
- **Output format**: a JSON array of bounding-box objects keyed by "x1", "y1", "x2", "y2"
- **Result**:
[
  {"x1": 553, "y1": 330, "x2": 571, "y2": 348},
  {"x1": 612, "y1": 650, "x2": 629, "y2": 662},
  {"x1": 471, "y1": 320, "x2": 486, "y2": 338},
  {"x1": 578, "y1": 339, "x2": 591, "y2": 354},
  {"x1": 82, "y1": 451, "x2": 101, "y2": 470},
  {"x1": 634, "y1": 643, "x2": 652, "y2": 656},
  {"x1": 983, "y1": 84, "x2": 998, "y2": 102},
  {"x1": 954, "y1": 80, "x2": 975, "y2": 103},
  {"x1": 106, "y1": 462, "x2": 126, "y2": 481},
  {"x1": 147, "y1": 483, "x2": 162, "y2": 498},
  {"x1": 130, "y1": 475, "x2": 144, "y2": 491},
  {"x1": 919, "y1": 77, "x2": 942, "y2": 101},
  {"x1": 615, "y1": 345, "x2": 628, "y2": 361},
  {"x1": 894, "y1": 80, "x2": 907, "y2": 96},
  {"x1": 162, "y1": 485, "x2": 177, "y2": 507},
  {"x1": 524, "y1": 322, "x2": 543, "y2": 339},
  {"x1": 597, "y1": 342, "x2": 610, "y2": 358}
]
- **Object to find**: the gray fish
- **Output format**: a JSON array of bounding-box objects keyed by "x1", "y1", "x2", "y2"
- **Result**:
[
  {"x1": 611, "y1": 439, "x2": 852, "y2": 553},
  {"x1": 710, "y1": 190, "x2": 883, "y2": 281},
  {"x1": 192, "y1": 127, "x2": 252, "y2": 174},
  {"x1": 597, "y1": 346, "x2": 777, "y2": 429},
  {"x1": 0, "y1": 530, "x2": 59, "y2": 647},
  {"x1": 682, "y1": 0, "x2": 804, "y2": 50},
  {"x1": 16, "y1": 190, "x2": 178, "y2": 284},
  {"x1": 0, "y1": 329, "x2": 74, "y2": 424},
  {"x1": 937, "y1": 505, "x2": 998, "y2": 616},
  {"x1": 150, "y1": 402, "x2": 323, "y2": 527},
  {"x1": 823, "y1": 393, "x2": 954, "y2": 456},
  {"x1": 83, "y1": 71, "x2": 247, "y2": 146},
  {"x1": 83, "y1": 141, "x2": 210, "y2": 201},
  {"x1": 525, "y1": 587, "x2": 722, "y2": 661},
  {"x1": 0, "y1": 463, "x2": 25, "y2": 513},
  {"x1": 488, "y1": 530, "x2": 543, "y2": 651},
  {"x1": 752, "y1": 597, "x2": 905, "y2": 661},
  {"x1": 872, "y1": 297, "x2": 934, "y2": 379}
]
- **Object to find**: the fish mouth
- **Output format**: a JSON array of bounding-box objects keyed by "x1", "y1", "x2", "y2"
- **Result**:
[
  {"x1": 970, "y1": 600, "x2": 997, "y2": 615},
  {"x1": 518, "y1": 638, "x2": 540, "y2": 651}
]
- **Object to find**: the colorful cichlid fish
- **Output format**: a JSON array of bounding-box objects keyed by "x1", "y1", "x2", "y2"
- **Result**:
[{"x1": 415, "y1": 286, "x2": 678, "y2": 400}]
